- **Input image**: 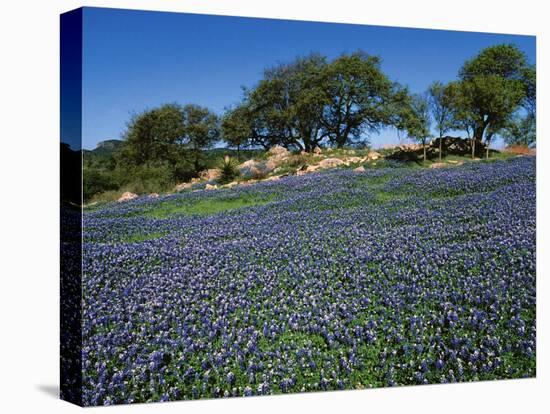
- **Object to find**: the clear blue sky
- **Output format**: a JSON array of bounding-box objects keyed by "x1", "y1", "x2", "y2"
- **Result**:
[{"x1": 81, "y1": 7, "x2": 535, "y2": 150}]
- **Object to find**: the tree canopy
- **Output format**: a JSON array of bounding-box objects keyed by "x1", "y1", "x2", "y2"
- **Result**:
[
  {"x1": 225, "y1": 51, "x2": 409, "y2": 152},
  {"x1": 118, "y1": 103, "x2": 219, "y2": 174},
  {"x1": 452, "y1": 44, "x2": 529, "y2": 147},
  {"x1": 321, "y1": 51, "x2": 395, "y2": 148},
  {"x1": 118, "y1": 103, "x2": 185, "y2": 168},
  {"x1": 403, "y1": 93, "x2": 432, "y2": 161}
]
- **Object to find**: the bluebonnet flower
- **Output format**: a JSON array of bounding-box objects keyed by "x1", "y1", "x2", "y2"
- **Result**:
[{"x1": 80, "y1": 157, "x2": 536, "y2": 405}]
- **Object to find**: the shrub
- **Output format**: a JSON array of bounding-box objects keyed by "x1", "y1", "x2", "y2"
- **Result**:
[
  {"x1": 83, "y1": 168, "x2": 119, "y2": 202},
  {"x1": 219, "y1": 155, "x2": 240, "y2": 184},
  {"x1": 111, "y1": 163, "x2": 174, "y2": 195}
]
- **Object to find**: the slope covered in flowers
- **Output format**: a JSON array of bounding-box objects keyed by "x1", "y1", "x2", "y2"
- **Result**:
[{"x1": 82, "y1": 156, "x2": 536, "y2": 405}]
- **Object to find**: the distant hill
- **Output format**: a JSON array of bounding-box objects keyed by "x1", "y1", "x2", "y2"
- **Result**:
[
  {"x1": 91, "y1": 139, "x2": 123, "y2": 154},
  {"x1": 84, "y1": 139, "x2": 123, "y2": 169}
]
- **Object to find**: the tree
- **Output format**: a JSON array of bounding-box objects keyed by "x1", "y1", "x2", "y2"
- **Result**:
[
  {"x1": 445, "y1": 81, "x2": 477, "y2": 158},
  {"x1": 460, "y1": 44, "x2": 528, "y2": 81},
  {"x1": 221, "y1": 104, "x2": 253, "y2": 159},
  {"x1": 248, "y1": 53, "x2": 329, "y2": 152},
  {"x1": 118, "y1": 103, "x2": 185, "y2": 167},
  {"x1": 520, "y1": 65, "x2": 536, "y2": 144},
  {"x1": 181, "y1": 104, "x2": 220, "y2": 172},
  {"x1": 321, "y1": 51, "x2": 395, "y2": 148},
  {"x1": 227, "y1": 52, "x2": 410, "y2": 152},
  {"x1": 456, "y1": 75, "x2": 524, "y2": 158},
  {"x1": 521, "y1": 65, "x2": 536, "y2": 118},
  {"x1": 404, "y1": 93, "x2": 432, "y2": 162},
  {"x1": 427, "y1": 81, "x2": 455, "y2": 161},
  {"x1": 453, "y1": 44, "x2": 528, "y2": 158}
]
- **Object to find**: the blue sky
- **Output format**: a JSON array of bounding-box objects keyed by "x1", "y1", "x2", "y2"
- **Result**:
[{"x1": 81, "y1": 7, "x2": 535, "y2": 150}]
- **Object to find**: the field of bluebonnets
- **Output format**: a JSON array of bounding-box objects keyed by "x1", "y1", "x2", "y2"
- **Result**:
[{"x1": 82, "y1": 156, "x2": 535, "y2": 405}]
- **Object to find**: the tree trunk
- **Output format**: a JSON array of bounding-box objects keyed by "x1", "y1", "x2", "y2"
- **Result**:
[
  {"x1": 471, "y1": 138, "x2": 475, "y2": 159},
  {"x1": 439, "y1": 135, "x2": 443, "y2": 161},
  {"x1": 423, "y1": 143, "x2": 427, "y2": 163},
  {"x1": 193, "y1": 150, "x2": 201, "y2": 173},
  {"x1": 237, "y1": 144, "x2": 240, "y2": 161},
  {"x1": 486, "y1": 143, "x2": 490, "y2": 159}
]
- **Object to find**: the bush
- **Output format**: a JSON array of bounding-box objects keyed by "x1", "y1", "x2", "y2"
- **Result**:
[
  {"x1": 88, "y1": 190, "x2": 123, "y2": 204},
  {"x1": 218, "y1": 155, "x2": 240, "y2": 184},
  {"x1": 83, "y1": 168, "x2": 119, "y2": 202},
  {"x1": 119, "y1": 164, "x2": 174, "y2": 194},
  {"x1": 172, "y1": 159, "x2": 197, "y2": 183}
]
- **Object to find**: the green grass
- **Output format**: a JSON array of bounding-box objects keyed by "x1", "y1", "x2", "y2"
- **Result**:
[
  {"x1": 372, "y1": 191, "x2": 411, "y2": 204},
  {"x1": 144, "y1": 194, "x2": 277, "y2": 218}
]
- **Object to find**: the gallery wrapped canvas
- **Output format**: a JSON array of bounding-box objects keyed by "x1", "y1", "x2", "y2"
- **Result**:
[{"x1": 60, "y1": 7, "x2": 536, "y2": 406}]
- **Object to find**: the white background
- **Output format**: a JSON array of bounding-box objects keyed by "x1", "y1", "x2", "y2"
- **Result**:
[{"x1": 0, "y1": 0, "x2": 547, "y2": 412}]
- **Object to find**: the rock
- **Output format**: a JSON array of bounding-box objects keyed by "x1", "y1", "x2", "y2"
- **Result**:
[
  {"x1": 205, "y1": 183, "x2": 218, "y2": 190},
  {"x1": 318, "y1": 158, "x2": 345, "y2": 169},
  {"x1": 220, "y1": 181, "x2": 239, "y2": 189},
  {"x1": 346, "y1": 156, "x2": 363, "y2": 164},
  {"x1": 118, "y1": 192, "x2": 138, "y2": 202},
  {"x1": 148, "y1": 193, "x2": 159, "y2": 198},
  {"x1": 265, "y1": 146, "x2": 291, "y2": 170},
  {"x1": 263, "y1": 175, "x2": 281, "y2": 182},
  {"x1": 265, "y1": 158, "x2": 280, "y2": 171},
  {"x1": 368, "y1": 151, "x2": 382, "y2": 160},
  {"x1": 353, "y1": 166, "x2": 366, "y2": 172},
  {"x1": 447, "y1": 160, "x2": 463, "y2": 165},
  {"x1": 430, "y1": 163, "x2": 447, "y2": 169},
  {"x1": 306, "y1": 165, "x2": 320, "y2": 173},
  {"x1": 175, "y1": 182, "x2": 193, "y2": 192},
  {"x1": 313, "y1": 146, "x2": 323, "y2": 155},
  {"x1": 238, "y1": 179, "x2": 258, "y2": 186},
  {"x1": 238, "y1": 159, "x2": 271, "y2": 178},
  {"x1": 268, "y1": 145, "x2": 290, "y2": 159},
  {"x1": 199, "y1": 168, "x2": 221, "y2": 181},
  {"x1": 430, "y1": 136, "x2": 487, "y2": 157},
  {"x1": 296, "y1": 170, "x2": 308, "y2": 176}
]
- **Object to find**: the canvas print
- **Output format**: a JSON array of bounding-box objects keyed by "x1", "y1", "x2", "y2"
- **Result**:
[{"x1": 60, "y1": 7, "x2": 536, "y2": 406}]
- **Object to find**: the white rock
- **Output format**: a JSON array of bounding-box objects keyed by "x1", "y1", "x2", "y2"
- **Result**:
[
  {"x1": 268, "y1": 145, "x2": 290, "y2": 158},
  {"x1": 318, "y1": 158, "x2": 345, "y2": 169},
  {"x1": 117, "y1": 192, "x2": 138, "y2": 202},
  {"x1": 199, "y1": 168, "x2": 221, "y2": 181},
  {"x1": 175, "y1": 182, "x2": 193, "y2": 191},
  {"x1": 368, "y1": 151, "x2": 382, "y2": 160},
  {"x1": 238, "y1": 159, "x2": 270, "y2": 178}
]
